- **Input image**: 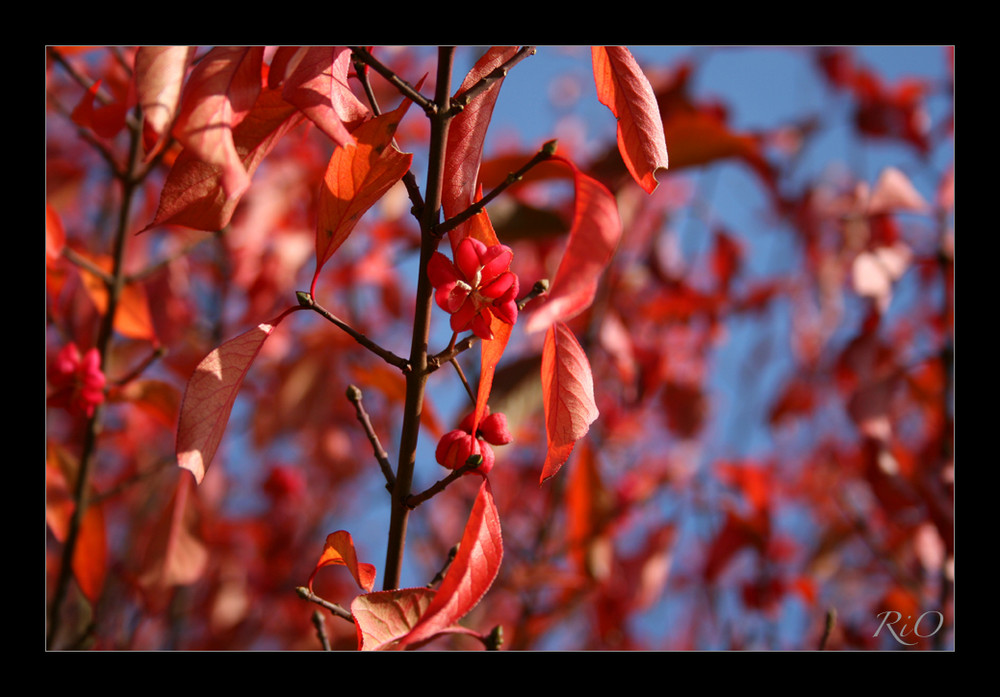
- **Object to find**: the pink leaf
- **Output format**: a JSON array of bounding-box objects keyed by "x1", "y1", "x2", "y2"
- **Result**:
[
  {"x1": 352, "y1": 588, "x2": 437, "y2": 650},
  {"x1": 176, "y1": 311, "x2": 294, "y2": 484},
  {"x1": 396, "y1": 479, "x2": 503, "y2": 649},
  {"x1": 172, "y1": 47, "x2": 264, "y2": 200},
  {"x1": 276, "y1": 46, "x2": 370, "y2": 147},
  {"x1": 135, "y1": 46, "x2": 195, "y2": 144},
  {"x1": 540, "y1": 322, "x2": 599, "y2": 482},
  {"x1": 525, "y1": 157, "x2": 622, "y2": 334},
  {"x1": 308, "y1": 530, "x2": 377, "y2": 593},
  {"x1": 592, "y1": 46, "x2": 669, "y2": 194},
  {"x1": 144, "y1": 87, "x2": 305, "y2": 233}
]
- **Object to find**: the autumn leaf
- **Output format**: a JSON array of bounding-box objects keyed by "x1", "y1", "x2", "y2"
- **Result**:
[
  {"x1": 171, "y1": 47, "x2": 264, "y2": 201},
  {"x1": 312, "y1": 99, "x2": 413, "y2": 292},
  {"x1": 274, "y1": 46, "x2": 370, "y2": 147},
  {"x1": 524, "y1": 157, "x2": 622, "y2": 334},
  {"x1": 176, "y1": 310, "x2": 297, "y2": 484},
  {"x1": 73, "y1": 250, "x2": 157, "y2": 342},
  {"x1": 396, "y1": 479, "x2": 503, "y2": 649},
  {"x1": 144, "y1": 87, "x2": 306, "y2": 232},
  {"x1": 352, "y1": 588, "x2": 439, "y2": 650},
  {"x1": 137, "y1": 475, "x2": 208, "y2": 609},
  {"x1": 70, "y1": 79, "x2": 129, "y2": 139},
  {"x1": 45, "y1": 445, "x2": 108, "y2": 604},
  {"x1": 540, "y1": 322, "x2": 600, "y2": 482},
  {"x1": 592, "y1": 46, "x2": 669, "y2": 194},
  {"x1": 442, "y1": 46, "x2": 520, "y2": 250},
  {"x1": 308, "y1": 530, "x2": 377, "y2": 593},
  {"x1": 135, "y1": 46, "x2": 195, "y2": 154}
]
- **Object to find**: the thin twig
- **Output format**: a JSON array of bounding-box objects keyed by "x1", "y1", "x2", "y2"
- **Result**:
[
  {"x1": 295, "y1": 586, "x2": 355, "y2": 623},
  {"x1": 311, "y1": 610, "x2": 332, "y2": 650},
  {"x1": 348, "y1": 46, "x2": 434, "y2": 114},
  {"x1": 426, "y1": 544, "x2": 460, "y2": 588},
  {"x1": 406, "y1": 456, "x2": 483, "y2": 509},
  {"x1": 434, "y1": 140, "x2": 557, "y2": 239},
  {"x1": 346, "y1": 385, "x2": 395, "y2": 492},
  {"x1": 818, "y1": 607, "x2": 837, "y2": 650},
  {"x1": 449, "y1": 358, "x2": 476, "y2": 404},
  {"x1": 296, "y1": 291, "x2": 410, "y2": 372},
  {"x1": 449, "y1": 47, "x2": 537, "y2": 113}
]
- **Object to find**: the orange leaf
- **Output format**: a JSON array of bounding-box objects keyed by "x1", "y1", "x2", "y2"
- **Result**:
[
  {"x1": 540, "y1": 322, "x2": 600, "y2": 482},
  {"x1": 524, "y1": 157, "x2": 621, "y2": 334},
  {"x1": 312, "y1": 100, "x2": 413, "y2": 291},
  {"x1": 592, "y1": 46, "x2": 669, "y2": 194},
  {"x1": 352, "y1": 588, "x2": 439, "y2": 650},
  {"x1": 74, "y1": 250, "x2": 157, "y2": 342},
  {"x1": 45, "y1": 446, "x2": 108, "y2": 604},
  {"x1": 308, "y1": 530, "x2": 377, "y2": 593},
  {"x1": 176, "y1": 311, "x2": 294, "y2": 484}
]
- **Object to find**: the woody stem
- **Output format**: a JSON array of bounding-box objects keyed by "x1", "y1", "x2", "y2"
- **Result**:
[{"x1": 381, "y1": 47, "x2": 455, "y2": 591}]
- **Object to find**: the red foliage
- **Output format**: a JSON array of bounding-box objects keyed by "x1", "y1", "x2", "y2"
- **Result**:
[{"x1": 46, "y1": 45, "x2": 953, "y2": 651}]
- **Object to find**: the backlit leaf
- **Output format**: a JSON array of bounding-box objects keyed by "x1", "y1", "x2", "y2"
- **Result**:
[
  {"x1": 276, "y1": 46, "x2": 370, "y2": 147},
  {"x1": 443, "y1": 46, "x2": 520, "y2": 251},
  {"x1": 312, "y1": 100, "x2": 413, "y2": 290},
  {"x1": 144, "y1": 87, "x2": 305, "y2": 232},
  {"x1": 592, "y1": 46, "x2": 669, "y2": 194},
  {"x1": 176, "y1": 312, "x2": 294, "y2": 484},
  {"x1": 524, "y1": 157, "x2": 622, "y2": 334},
  {"x1": 308, "y1": 530, "x2": 377, "y2": 593},
  {"x1": 540, "y1": 322, "x2": 599, "y2": 482},
  {"x1": 396, "y1": 479, "x2": 503, "y2": 649},
  {"x1": 135, "y1": 46, "x2": 195, "y2": 151},
  {"x1": 171, "y1": 47, "x2": 264, "y2": 200}
]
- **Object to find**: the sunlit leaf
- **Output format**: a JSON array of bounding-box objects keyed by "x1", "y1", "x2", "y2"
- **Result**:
[
  {"x1": 176, "y1": 311, "x2": 295, "y2": 484},
  {"x1": 308, "y1": 530, "x2": 377, "y2": 593},
  {"x1": 524, "y1": 158, "x2": 622, "y2": 334},
  {"x1": 312, "y1": 100, "x2": 413, "y2": 289},
  {"x1": 592, "y1": 46, "x2": 669, "y2": 194},
  {"x1": 540, "y1": 322, "x2": 599, "y2": 482},
  {"x1": 396, "y1": 479, "x2": 503, "y2": 649}
]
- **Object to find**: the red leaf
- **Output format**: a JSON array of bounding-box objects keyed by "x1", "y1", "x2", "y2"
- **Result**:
[
  {"x1": 70, "y1": 79, "x2": 129, "y2": 139},
  {"x1": 592, "y1": 46, "x2": 669, "y2": 194},
  {"x1": 144, "y1": 88, "x2": 305, "y2": 232},
  {"x1": 135, "y1": 46, "x2": 195, "y2": 151},
  {"x1": 396, "y1": 479, "x2": 503, "y2": 649},
  {"x1": 172, "y1": 47, "x2": 264, "y2": 200},
  {"x1": 442, "y1": 46, "x2": 520, "y2": 250},
  {"x1": 276, "y1": 47, "x2": 370, "y2": 147},
  {"x1": 351, "y1": 587, "x2": 437, "y2": 650},
  {"x1": 524, "y1": 157, "x2": 622, "y2": 333},
  {"x1": 137, "y1": 475, "x2": 208, "y2": 609},
  {"x1": 308, "y1": 530, "x2": 377, "y2": 593},
  {"x1": 176, "y1": 311, "x2": 295, "y2": 484},
  {"x1": 312, "y1": 99, "x2": 413, "y2": 291},
  {"x1": 462, "y1": 195, "x2": 512, "y2": 433},
  {"x1": 540, "y1": 322, "x2": 600, "y2": 482}
]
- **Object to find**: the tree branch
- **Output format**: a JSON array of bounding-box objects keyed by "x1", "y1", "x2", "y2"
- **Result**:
[
  {"x1": 345, "y1": 385, "x2": 395, "y2": 492},
  {"x1": 381, "y1": 47, "x2": 457, "y2": 592},
  {"x1": 296, "y1": 291, "x2": 409, "y2": 372},
  {"x1": 434, "y1": 140, "x2": 557, "y2": 239}
]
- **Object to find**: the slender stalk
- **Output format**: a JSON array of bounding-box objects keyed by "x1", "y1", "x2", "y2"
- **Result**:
[
  {"x1": 47, "y1": 103, "x2": 143, "y2": 650},
  {"x1": 381, "y1": 48, "x2": 456, "y2": 591}
]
